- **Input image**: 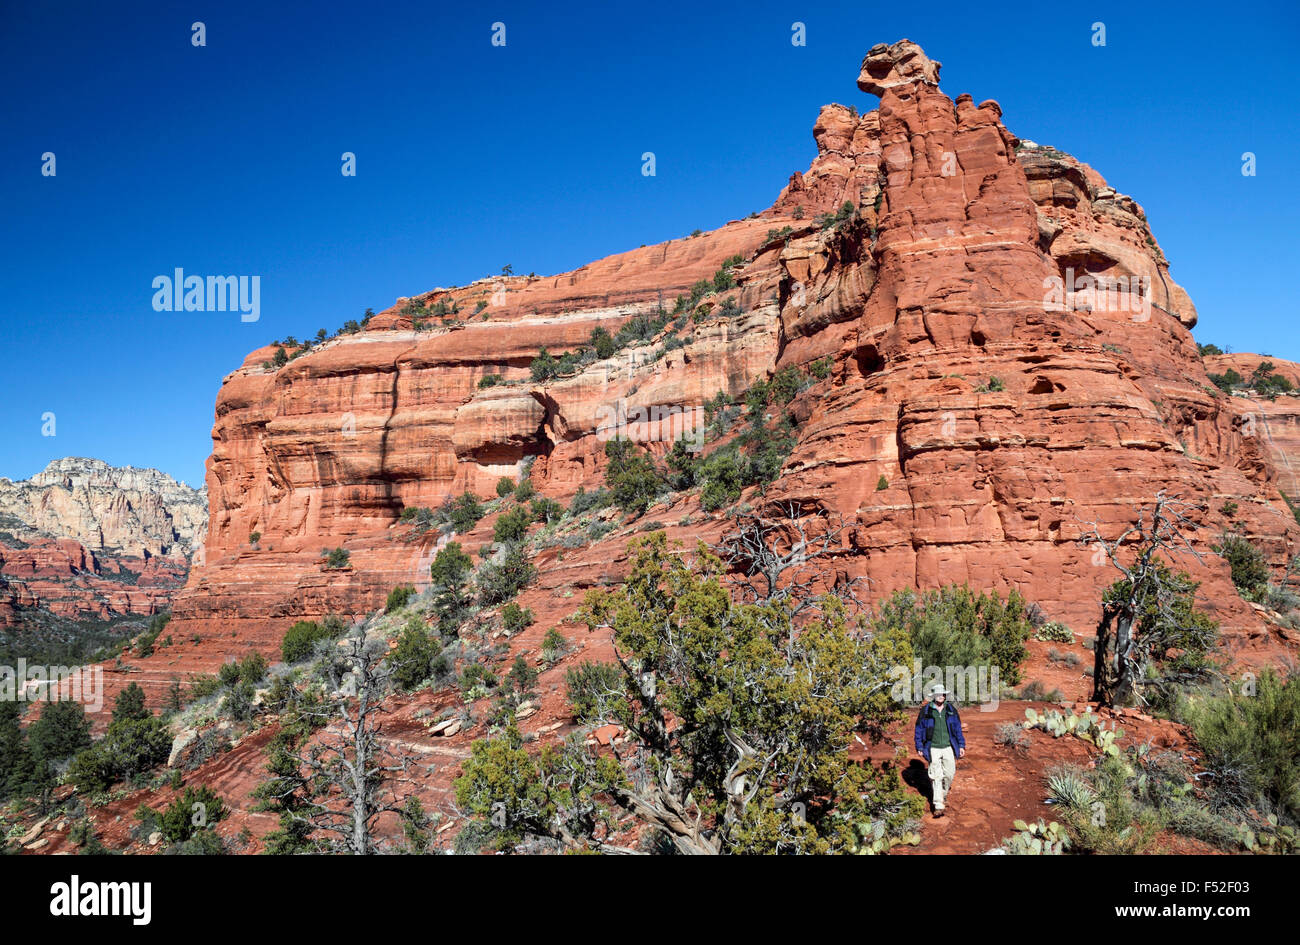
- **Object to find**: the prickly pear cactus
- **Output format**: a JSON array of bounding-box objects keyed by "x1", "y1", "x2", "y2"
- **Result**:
[{"x1": 1004, "y1": 819, "x2": 1069, "y2": 855}]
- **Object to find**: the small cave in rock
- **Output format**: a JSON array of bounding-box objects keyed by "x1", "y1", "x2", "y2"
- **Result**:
[{"x1": 855, "y1": 343, "x2": 885, "y2": 378}]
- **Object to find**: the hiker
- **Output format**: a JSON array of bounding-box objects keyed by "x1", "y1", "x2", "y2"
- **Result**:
[{"x1": 914, "y1": 683, "x2": 965, "y2": 818}]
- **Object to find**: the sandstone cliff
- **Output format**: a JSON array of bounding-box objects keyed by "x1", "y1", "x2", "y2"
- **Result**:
[
  {"x1": 159, "y1": 39, "x2": 1298, "y2": 690},
  {"x1": 0, "y1": 457, "x2": 206, "y2": 557},
  {"x1": 0, "y1": 458, "x2": 205, "y2": 629},
  {"x1": 1203, "y1": 354, "x2": 1300, "y2": 500}
]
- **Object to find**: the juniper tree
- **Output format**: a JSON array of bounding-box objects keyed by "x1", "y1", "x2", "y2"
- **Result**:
[
  {"x1": 1080, "y1": 492, "x2": 1221, "y2": 707},
  {"x1": 456, "y1": 530, "x2": 920, "y2": 854}
]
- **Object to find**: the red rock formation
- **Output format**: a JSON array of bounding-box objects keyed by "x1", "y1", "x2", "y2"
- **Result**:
[
  {"x1": 1203, "y1": 354, "x2": 1300, "y2": 499},
  {"x1": 0, "y1": 537, "x2": 185, "y2": 626},
  {"x1": 0, "y1": 458, "x2": 202, "y2": 630},
  {"x1": 0, "y1": 457, "x2": 206, "y2": 557},
  {"x1": 153, "y1": 38, "x2": 1298, "y2": 703},
  {"x1": 764, "y1": 40, "x2": 1297, "y2": 658}
]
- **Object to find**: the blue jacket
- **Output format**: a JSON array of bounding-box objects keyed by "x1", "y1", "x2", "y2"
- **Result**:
[{"x1": 914, "y1": 701, "x2": 965, "y2": 762}]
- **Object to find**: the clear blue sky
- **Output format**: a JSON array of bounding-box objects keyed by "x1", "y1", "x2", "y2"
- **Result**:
[{"x1": 2, "y1": 0, "x2": 1297, "y2": 487}]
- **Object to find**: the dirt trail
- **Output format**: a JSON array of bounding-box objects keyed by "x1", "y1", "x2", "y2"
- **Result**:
[{"x1": 872, "y1": 700, "x2": 1098, "y2": 855}]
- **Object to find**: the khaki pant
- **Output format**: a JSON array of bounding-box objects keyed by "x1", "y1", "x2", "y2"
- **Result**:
[{"x1": 929, "y1": 746, "x2": 956, "y2": 809}]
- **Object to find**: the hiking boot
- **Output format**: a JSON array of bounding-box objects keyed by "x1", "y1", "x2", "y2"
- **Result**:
[{"x1": 933, "y1": 808, "x2": 945, "y2": 819}]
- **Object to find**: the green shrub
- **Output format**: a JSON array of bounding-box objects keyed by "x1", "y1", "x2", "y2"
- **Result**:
[
  {"x1": 28, "y1": 700, "x2": 92, "y2": 763},
  {"x1": 876, "y1": 475, "x2": 889, "y2": 491},
  {"x1": 430, "y1": 542, "x2": 472, "y2": 588},
  {"x1": 217, "y1": 661, "x2": 242, "y2": 689},
  {"x1": 113, "y1": 683, "x2": 150, "y2": 724},
  {"x1": 530, "y1": 348, "x2": 560, "y2": 381},
  {"x1": 158, "y1": 785, "x2": 227, "y2": 843},
  {"x1": 493, "y1": 505, "x2": 534, "y2": 544},
  {"x1": 1209, "y1": 368, "x2": 1242, "y2": 392},
  {"x1": 502, "y1": 603, "x2": 535, "y2": 635},
  {"x1": 281, "y1": 619, "x2": 336, "y2": 663},
  {"x1": 564, "y1": 661, "x2": 627, "y2": 723},
  {"x1": 386, "y1": 584, "x2": 417, "y2": 613},
  {"x1": 665, "y1": 437, "x2": 699, "y2": 491},
  {"x1": 134, "y1": 612, "x2": 170, "y2": 657},
  {"x1": 815, "y1": 201, "x2": 855, "y2": 230},
  {"x1": 737, "y1": 416, "x2": 796, "y2": 485},
  {"x1": 505, "y1": 655, "x2": 538, "y2": 697},
  {"x1": 69, "y1": 715, "x2": 172, "y2": 793},
  {"x1": 1051, "y1": 753, "x2": 1157, "y2": 854},
  {"x1": 511, "y1": 478, "x2": 535, "y2": 503},
  {"x1": 322, "y1": 547, "x2": 350, "y2": 569},
  {"x1": 389, "y1": 623, "x2": 444, "y2": 691},
  {"x1": 699, "y1": 450, "x2": 745, "y2": 511},
  {"x1": 1216, "y1": 532, "x2": 1270, "y2": 596},
  {"x1": 569, "y1": 486, "x2": 612, "y2": 516},
  {"x1": 223, "y1": 680, "x2": 256, "y2": 721},
  {"x1": 768, "y1": 366, "x2": 805, "y2": 404},
  {"x1": 476, "y1": 544, "x2": 537, "y2": 605},
  {"x1": 1185, "y1": 669, "x2": 1300, "y2": 825},
  {"x1": 443, "y1": 491, "x2": 484, "y2": 532},
  {"x1": 399, "y1": 506, "x2": 437, "y2": 529},
  {"x1": 541, "y1": 628, "x2": 567, "y2": 662},
  {"x1": 529, "y1": 496, "x2": 565, "y2": 524},
  {"x1": 871, "y1": 585, "x2": 1034, "y2": 684},
  {"x1": 603, "y1": 437, "x2": 662, "y2": 516},
  {"x1": 461, "y1": 661, "x2": 498, "y2": 691},
  {"x1": 496, "y1": 477, "x2": 516, "y2": 497},
  {"x1": 614, "y1": 311, "x2": 667, "y2": 348},
  {"x1": 1249, "y1": 361, "x2": 1295, "y2": 396},
  {"x1": 239, "y1": 651, "x2": 267, "y2": 685},
  {"x1": 478, "y1": 374, "x2": 504, "y2": 389},
  {"x1": 590, "y1": 326, "x2": 617, "y2": 359},
  {"x1": 188, "y1": 674, "x2": 222, "y2": 701}
]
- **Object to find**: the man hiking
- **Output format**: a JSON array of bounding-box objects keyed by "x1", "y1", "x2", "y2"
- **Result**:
[{"x1": 914, "y1": 683, "x2": 965, "y2": 817}]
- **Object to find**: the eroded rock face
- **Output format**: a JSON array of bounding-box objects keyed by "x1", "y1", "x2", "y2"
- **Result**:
[
  {"x1": 766, "y1": 39, "x2": 1297, "y2": 654},
  {"x1": 165, "y1": 218, "x2": 789, "y2": 673},
  {"x1": 0, "y1": 459, "x2": 203, "y2": 627},
  {"x1": 1203, "y1": 354, "x2": 1300, "y2": 499},
  {"x1": 0, "y1": 458, "x2": 206, "y2": 557},
  {"x1": 156, "y1": 39, "x2": 1298, "y2": 692},
  {"x1": 857, "y1": 39, "x2": 942, "y2": 96}
]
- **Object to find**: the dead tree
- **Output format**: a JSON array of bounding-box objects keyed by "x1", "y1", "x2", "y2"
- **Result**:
[
  {"x1": 278, "y1": 634, "x2": 418, "y2": 854},
  {"x1": 711, "y1": 500, "x2": 866, "y2": 617},
  {"x1": 1078, "y1": 491, "x2": 1208, "y2": 707}
]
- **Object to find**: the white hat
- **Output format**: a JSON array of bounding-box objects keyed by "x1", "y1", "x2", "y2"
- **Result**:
[{"x1": 930, "y1": 683, "x2": 949, "y2": 697}]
